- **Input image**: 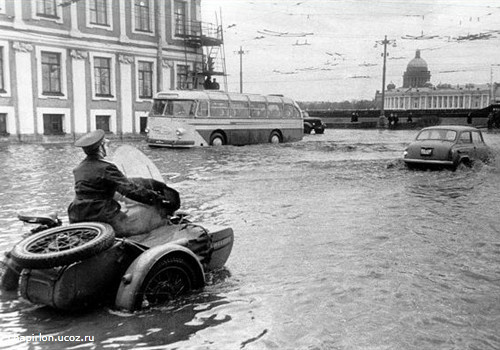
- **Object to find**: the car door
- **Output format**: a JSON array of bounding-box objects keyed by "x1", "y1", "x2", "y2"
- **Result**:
[
  {"x1": 456, "y1": 131, "x2": 474, "y2": 160},
  {"x1": 471, "y1": 130, "x2": 489, "y2": 161}
]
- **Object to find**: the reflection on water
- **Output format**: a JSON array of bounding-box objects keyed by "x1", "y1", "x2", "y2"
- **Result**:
[{"x1": 1, "y1": 129, "x2": 500, "y2": 349}]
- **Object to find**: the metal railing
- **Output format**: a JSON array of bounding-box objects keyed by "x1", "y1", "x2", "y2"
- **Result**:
[{"x1": 175, "y1": 19, "x2": 222, "y2": 43}]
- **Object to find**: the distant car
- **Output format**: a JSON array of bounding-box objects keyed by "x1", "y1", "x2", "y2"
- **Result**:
[
  {"x1": 304, "y1": 117, "x2": 326, "y2": 134},
  {"x1": 403, "y1": 125, "x2": 491, "y2": 170}
]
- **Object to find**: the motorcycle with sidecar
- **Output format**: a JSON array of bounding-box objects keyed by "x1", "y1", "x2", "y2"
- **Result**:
[{"x1": 0, "y1": 209, "x2": 233, "y2": 312}]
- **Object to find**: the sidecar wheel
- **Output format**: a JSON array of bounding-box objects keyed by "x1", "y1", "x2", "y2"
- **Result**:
[
  {"x1": 10, "y1": 223, "x2": 115, "y2": 269},
  {"x1": 135, "y1": 256, "x2": 202, "y2": 309}
]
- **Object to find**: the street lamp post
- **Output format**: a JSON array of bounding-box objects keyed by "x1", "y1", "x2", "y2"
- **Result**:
[
  {"x1": 234, "y1": 46, "x2": 247, "y2": 93},
  {"x1": 375, "y1": 35, "x2": 396, "y2": 127},
  {"x1": 490, "y1": 64, "x2": 500, "y2": 104}
]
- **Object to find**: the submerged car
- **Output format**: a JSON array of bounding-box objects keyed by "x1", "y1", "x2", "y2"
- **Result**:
[
  {"x1": 303, "y1": 117, "x2": 326, "y2": 134},
  {"x1": 403, "y1": 125, "x2": 491, "y2": 170}
]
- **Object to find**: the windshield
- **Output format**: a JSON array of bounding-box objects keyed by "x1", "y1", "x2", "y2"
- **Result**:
[
  {"x1": 150, "y1": 100, "x2": 196, "y2": 117},
  {"x1": 416, "y1": 129, "x2": 457, "y2": 141}
]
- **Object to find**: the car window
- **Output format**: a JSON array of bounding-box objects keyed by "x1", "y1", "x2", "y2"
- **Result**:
[
  {"x1": 444, "y1": 131, "x2": 456, "y2": 141},
  {"x1": 416, "y1": 129, "x2": 456, "y2": 141},
  {"x1": 416, "y1": 130, "x2": 432, "y2": 140},
  {"x1": 471, "y1": 131, "x2": 484, "y2": 143},
  {"x1": 459, "y1": 131, "x2": 472, "y2": 143}
]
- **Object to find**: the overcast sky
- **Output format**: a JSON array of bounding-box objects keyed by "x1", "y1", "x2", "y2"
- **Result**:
[{"x1": 201, "y1": 0, "x2": 500, "y2": 102}]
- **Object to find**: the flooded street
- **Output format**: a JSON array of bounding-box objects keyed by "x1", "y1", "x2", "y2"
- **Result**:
[{"x1": 1, "y1": 129, "x2": 500, "y2": 350}]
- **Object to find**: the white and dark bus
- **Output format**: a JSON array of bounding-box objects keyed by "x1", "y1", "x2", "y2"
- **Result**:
[{"x1": 146, "y1": 91, "x2": 304, "y2": 147}]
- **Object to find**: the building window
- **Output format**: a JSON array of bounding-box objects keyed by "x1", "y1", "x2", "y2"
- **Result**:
[
  {"x1": 176, "y1": 64, "x2": 189, "y2": 90},
  {"x1": 0, "y1": 47, "x2": 4, "y2": 93},
  {"x1": 41, "y1": 52, "x2": 62, "y2": 95},
  {"x1": 89, "y1": 0, "x2": 109, "y2": 26},
  {"x1": 138, "y1": 61, "x2": 153, "y2": 98},
  {"x1": 43, "y1": 114, "x2": 64, "y2": 135},
  {"x1": 174, "y1": 0, "x2": 186, "y2": 36},
  {"x1": 96, "y1": 115, "x2": 111, "y2": 132},
  {"x1": 94, "y1": 57, "x2": 112, "y2": 96},
  {"x1": 0, "y1": 113, "x2": 7, "y2": 135},
  {"x1": 36, "y1": 0, "x2": 58, "y2": 18},
  {"x1": 134, "y1": 0, "x2": 151, "y2": 32}
]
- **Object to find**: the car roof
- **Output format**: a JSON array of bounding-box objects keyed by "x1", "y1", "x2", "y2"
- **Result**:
[{"x1": 420, "y1": 125, "x2": 481, "y2": 132}]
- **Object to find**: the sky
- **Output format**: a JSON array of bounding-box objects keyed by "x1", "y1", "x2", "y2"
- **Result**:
[{"x1": 201, "y1": 0, "x2": 500, "y2": 102}]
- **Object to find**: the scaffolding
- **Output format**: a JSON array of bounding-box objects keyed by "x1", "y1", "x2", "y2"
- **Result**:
[{"x1": 175, "y1": 19, "x2": 226, "y2": 91}]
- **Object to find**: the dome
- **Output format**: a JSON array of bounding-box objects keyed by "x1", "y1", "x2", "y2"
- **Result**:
[
  {"x1": 407, "y1": 50, "x2": 428, "y2": 71},
  {"x1": 387, "y1": 82, "x2": 396, "y2": 90}
]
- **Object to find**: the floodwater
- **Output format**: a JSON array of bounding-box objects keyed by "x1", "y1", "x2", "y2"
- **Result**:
[{"x1": 1, "y1": 129, "x2": 500, "y2": 350}]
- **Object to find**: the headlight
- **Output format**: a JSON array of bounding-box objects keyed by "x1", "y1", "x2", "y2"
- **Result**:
[
  {"x1": 176, "y1": 128, "x2": 186, "y2": 137},
  {"x1": 403, "y1": 150, "x2": 408, "y2": 157}
]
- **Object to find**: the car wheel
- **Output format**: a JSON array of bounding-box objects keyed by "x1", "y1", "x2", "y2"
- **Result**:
[
  {"x1": 210, "y1": 132, "x2": 225, "y2": 146},
  {"x1": 454, "y1": 158, "x2": 472, "y2": 171},
  {"x1": 304, "y1": 125, "x2": 312, "y2": 134},
  {"x1": 135, "y1": 256, "x2": 202, "y2": 309},
  {"x1": 269, "y1": 131, "x2": 282, "y2": 144},
  {"x1": 10, "y1": 223, "x2": 115, "y2": 269}
]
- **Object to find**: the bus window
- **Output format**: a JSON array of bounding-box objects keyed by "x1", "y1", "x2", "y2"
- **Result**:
[
  {"x1": 232, "y1": 101, "x2": 250, "y2": 118},
  {"x1": 210, "y1": 100, "x2": 230, "y2": 117},
  {"x1": 172, "y1": 101, "x2": 195, "y2": 117},
  {"x1": 197, "y1": 100, "x2": 209, "y2": 117},
  {"x1": 250, "y1": 102, "x2": 266, "y2": 118},
  {"x1": 292, "y1": 107, "x2": 301, "y2": 118},
  {"x1": 267, "y1": 104, "x2": 282, "y2": 118},
  {"x1": 284, "y1": 104, "x2": 295, "y2": 118},
  {"x1": 151, "y1": 100, "x2": 167, "y2": 115}
]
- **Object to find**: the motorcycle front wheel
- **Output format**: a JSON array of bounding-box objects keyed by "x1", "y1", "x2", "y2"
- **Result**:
[{"x1": 135, "y1": 256, "x2": 202, "y2": 309}]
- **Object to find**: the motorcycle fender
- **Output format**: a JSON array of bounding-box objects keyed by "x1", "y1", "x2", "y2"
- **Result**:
[{"x1": 114, "y1": 243, "x2": 204, "y2": 311}]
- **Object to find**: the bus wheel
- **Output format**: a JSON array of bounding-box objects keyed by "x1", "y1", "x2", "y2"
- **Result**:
[
  {"x1": 210, "y1": 132, "x2": 225, "y2": 146},
  {"x1": 269, "y1": 131, "x2": 282, "y2": 144}
]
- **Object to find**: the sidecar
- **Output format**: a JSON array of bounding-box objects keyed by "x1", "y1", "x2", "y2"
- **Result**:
[{"x1": 0, "y1": 214, "x2": 233, "y2": 312}]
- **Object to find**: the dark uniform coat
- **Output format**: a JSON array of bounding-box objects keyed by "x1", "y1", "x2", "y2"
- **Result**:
[{"x1": 68, "y1": 154, "x2": 161, "y2": 224}]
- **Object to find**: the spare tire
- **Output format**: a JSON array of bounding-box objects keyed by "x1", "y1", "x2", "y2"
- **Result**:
[{"x1": 10, "y1": 223, "x2": 115, "y2": 269}]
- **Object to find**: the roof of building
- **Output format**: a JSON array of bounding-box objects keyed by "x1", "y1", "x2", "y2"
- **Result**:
[{"x1": 406, "y1": 49, "x2": 428, "y2": 71}]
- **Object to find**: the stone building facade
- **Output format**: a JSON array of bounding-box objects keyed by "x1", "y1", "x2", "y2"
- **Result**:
[
  {"x1": 0, "y1": 0, "x2": 219, "y2": 142},
  {"x1": 381, "y1": 50, "x2": 499, "y2": 111}
]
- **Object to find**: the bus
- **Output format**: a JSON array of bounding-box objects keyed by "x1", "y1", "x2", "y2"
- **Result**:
[{"x1": 146, "y1": 90, "x2": 304, "y2": 147}]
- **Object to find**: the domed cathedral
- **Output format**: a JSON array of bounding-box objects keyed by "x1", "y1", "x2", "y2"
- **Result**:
[
  {"x1": 380, "y1": 49, "x2": 497, "y2": 112},
  {"x1": 402, "y1": 50, "x2": 431, "y2": 88}
]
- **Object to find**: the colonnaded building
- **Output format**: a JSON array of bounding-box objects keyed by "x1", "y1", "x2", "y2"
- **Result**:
[
  {"x1": 380, "y1": 50, "x2": 500, "y2": 111},
  {"x1": 0, "y1": 0, "x2": 223, "y2": 142}
]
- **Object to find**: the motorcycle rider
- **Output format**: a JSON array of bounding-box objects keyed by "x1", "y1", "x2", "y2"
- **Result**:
[{"x1": 68, "y1": 129, "x2": 167, "y2": 237}]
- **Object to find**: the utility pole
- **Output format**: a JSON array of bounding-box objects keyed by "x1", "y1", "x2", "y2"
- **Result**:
[
  {"x1": 490, "y1": 64, "x2": 500, "y2": 104},
  {"x1": 375, "y1": 36, "x2": 396, "y2": 127},
  {"x1": 234, "y1": 46, "x2": 247, "y2": 93}
]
